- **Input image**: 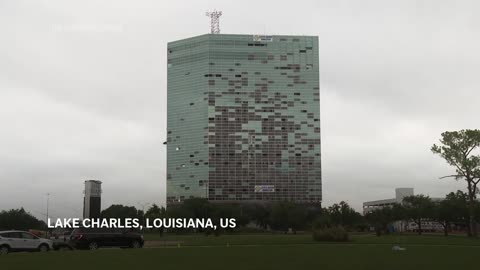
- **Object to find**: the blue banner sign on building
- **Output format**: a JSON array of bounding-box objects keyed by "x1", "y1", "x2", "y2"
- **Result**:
[{"x1": 254, "y1": 185, "x2": 275, "y2": 193}]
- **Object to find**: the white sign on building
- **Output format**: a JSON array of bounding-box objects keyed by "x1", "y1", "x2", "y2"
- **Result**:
[
  {"x1": 253, "y1": 35, "x2": 273, "y2": 42},
  {"x1": 254, "y1": 185, "x2": 275, "y2": 193}
]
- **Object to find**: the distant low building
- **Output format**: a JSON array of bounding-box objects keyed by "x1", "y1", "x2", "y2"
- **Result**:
[
  {"x1": 363, "y1": 187, "x2": 445, "y2": 233},
  {"x1": 363, "y1": 188, "x2": 414, "y2": 215}
]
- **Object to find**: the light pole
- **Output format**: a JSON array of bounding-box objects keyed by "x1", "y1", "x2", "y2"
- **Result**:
[
  {"x1": 138, "y1": 202, "x2": 151, "y2": 213},
  {"x1": 46, "y1": 193, "x2": 50, "y2": 224},
  {"x1": 137, "y1": 202, "x2": 151, "y2": 227},
  {"x1": 46, "y1": 193, "x2": 50, "y2": 238}
]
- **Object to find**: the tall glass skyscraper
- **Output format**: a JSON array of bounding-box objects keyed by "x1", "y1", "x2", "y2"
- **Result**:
[{"x1": 167, "y1": 34, "x2": 321, "y2": 204}]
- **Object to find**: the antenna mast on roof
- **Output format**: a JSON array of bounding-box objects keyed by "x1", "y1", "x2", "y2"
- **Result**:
[{"x1": 206, "y1": 10, "x2": 222, "y2": 34}]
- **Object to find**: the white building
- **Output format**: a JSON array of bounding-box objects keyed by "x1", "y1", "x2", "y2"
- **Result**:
[
  {"x1": 363, "y1": 187, "x2": 445, "y2": 233},
  {"x1": 363, "y1": 188, "x2": 414, "y2": 215}
]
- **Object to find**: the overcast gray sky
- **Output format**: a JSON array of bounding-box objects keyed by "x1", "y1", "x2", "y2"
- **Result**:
[{"x1": 1, "y1": 0, "x2": 478, "y2": 219}]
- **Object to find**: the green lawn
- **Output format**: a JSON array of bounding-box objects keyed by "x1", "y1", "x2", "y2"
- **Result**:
[
  {"x1": 2, "y1": 244, "x2": 479, "y2": 270},
  {"x1": 2, "y1": 234, "x2": 480, "y2": 270},
  {"x1": 144, "y1": 232, "x2": 480, "y2": 246}
]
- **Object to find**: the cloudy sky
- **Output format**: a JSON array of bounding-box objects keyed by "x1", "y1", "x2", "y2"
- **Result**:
[{"x1": 1, "y1": 0, "x2": 478, "y2": 219}]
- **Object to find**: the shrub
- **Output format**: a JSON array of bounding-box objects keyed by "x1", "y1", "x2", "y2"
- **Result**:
[{"x1": 312, "y1": 227, "x2": 350, "y2": 242}]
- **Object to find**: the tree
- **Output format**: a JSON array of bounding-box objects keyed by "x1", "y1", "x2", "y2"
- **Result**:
[
  {"x1": 434, "y1": 191, "x2": 468, "y2": 236},
  {"x1": 312, "y1": 208, "x2": 333, "y2": 230},
  {"x1": 365, "y1": 206, "x2": 399, "y2": 236},
  {"x1": 145, "y1": 204, "x2": 167, "y2": 236},
  {"x1": 403, "y1": 195, "x2": 435, "y2": 235},
  {"x1": 267, "y1": 201, "x2": 309, "y2": 233},
  {"x1": 250, "y1": 204, "x2": 270, "y2": 230},
  {"x1": 327, "y1": 201, "x2": 364, "y2": 230},
  {"x1": 207, "y1": 203, "x2": 250, "y2": 235},
  {"x1": 391, "y1": 203, "x2": 407, "y2": 221},
  {"x1": 432, "y1": 129, "x2": 480, "y2": 237},
  {"x1": 287, "y1": 204, "x2": 308, "y2": 233},
  {"x1": 0, "y1": 208, "x2": 46, "y2": 231},
  {"x1": 179, "y1": 198, "x2": 213, "y2": 223},
  {"x1": 225, "y1": 204, "x2": 250, "y2": 228},
  {"x1": 145, "y1": 204, "x2": 166, "y2": 220},
  {"x1": 101, "y1": 204, "x2": 140, "y2": 219},
  {"x1": 269, "y1": 202, "x2": 292, "y2": 232}
]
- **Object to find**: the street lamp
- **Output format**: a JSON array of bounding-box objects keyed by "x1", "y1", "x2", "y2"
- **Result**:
[
  {"x1": 45, "y1": 193, "x2": 50, "y2": 238},
  {"x1": 46, "y1": 193, "x2": 50, "y2": 224},
  {"x1": 137, "y1": 202, "x2": 151, "y2": 227}
]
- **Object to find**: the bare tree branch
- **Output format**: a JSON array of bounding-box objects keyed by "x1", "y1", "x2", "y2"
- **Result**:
[
  {"x1": 439, "y1": 175, "x2": 463, "y2": 179},
  {"x1": 466, "y1": 145, "x2": 477, "y2": 157},
  {"x1": 454, "y1": 164, "x2": 467, "y2": 176}
]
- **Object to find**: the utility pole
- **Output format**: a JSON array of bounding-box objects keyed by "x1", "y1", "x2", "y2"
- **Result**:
[
  {"x1": 46, "y1": 193, "x2": 50, "y2": 238},
  {"x1": 46, "y1": 193, "x2": 50, "y2": 224},
  {"x1": 138, "y1": 202, "x2": 150, "y2": 214},
  {"x1": 137, "y1": 202, "x2": 150, "y2": 226}
]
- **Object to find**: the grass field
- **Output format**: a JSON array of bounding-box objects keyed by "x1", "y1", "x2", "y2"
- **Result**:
[
  {"x1": 144, "y1": 232, "x2": 480, "y2": 246},
  {"x1": 2, "y1": 234, "x2": 479, "y2": 270}
]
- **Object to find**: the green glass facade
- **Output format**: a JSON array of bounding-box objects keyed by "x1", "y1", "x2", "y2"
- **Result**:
[{"x1": 167, "y1": 34, "x2": 321, "y2": 204}]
